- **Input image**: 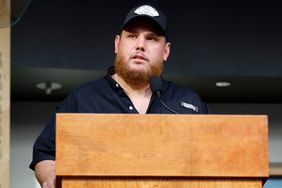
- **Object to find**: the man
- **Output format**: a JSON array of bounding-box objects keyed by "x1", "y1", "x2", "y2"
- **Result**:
[{"x1": 30, "y1": 4, "x2": 208, "y2": 188}]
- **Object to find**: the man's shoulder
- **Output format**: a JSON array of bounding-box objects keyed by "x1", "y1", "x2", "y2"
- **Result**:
[
  {"x1": 75, "y1": 76, "x2": 109, "y2": 92},
  {"x1": 56, "y1": 76, "x2": 110, "y2": 112},
  {"x1": 63, "y1": 76, "x2": 111, "y2": 102},
  {"x1": 163, "y1": 79, "x2": 198, "y2": 96},
  {"x1": 162, "y1": 79, "x2": 208, "y2": 114}
]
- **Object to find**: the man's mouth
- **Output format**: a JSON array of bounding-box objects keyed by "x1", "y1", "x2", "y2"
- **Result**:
[{"x1": 131, "y1": 54, "x2": 148, "y2": 62}]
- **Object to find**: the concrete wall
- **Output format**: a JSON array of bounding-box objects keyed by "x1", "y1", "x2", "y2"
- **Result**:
[{"x1": 0, "y1": 0, "x2": 10, "y2": 187}]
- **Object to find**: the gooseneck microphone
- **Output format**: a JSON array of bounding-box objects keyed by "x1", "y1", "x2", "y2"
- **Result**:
[{"x1": 150, "y1": 76, "x2": 178, "y2": 114}]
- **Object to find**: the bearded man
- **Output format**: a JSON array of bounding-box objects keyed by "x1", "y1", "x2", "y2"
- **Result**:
[{"x1": 30, "y1": 4, "x2": 207, "y2": 188}]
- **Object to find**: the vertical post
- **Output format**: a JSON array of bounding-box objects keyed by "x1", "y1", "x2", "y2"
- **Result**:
[{"x1": 0, "y1": 0, "x2": 10, "y2": 188}]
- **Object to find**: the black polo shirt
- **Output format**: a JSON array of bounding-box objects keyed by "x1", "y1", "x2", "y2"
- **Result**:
[{"x1": 29, "y1": 69, "x2": 207, "y2": 170}]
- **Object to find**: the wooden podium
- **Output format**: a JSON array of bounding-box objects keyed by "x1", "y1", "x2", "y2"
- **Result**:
[{"x1": 56, "y1": 114, "x2": 268, "y2": 188}]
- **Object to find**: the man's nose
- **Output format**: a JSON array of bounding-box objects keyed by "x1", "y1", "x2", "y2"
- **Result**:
[{"x1": 135, "y1": 36, "x2": 145, "y2": 51}]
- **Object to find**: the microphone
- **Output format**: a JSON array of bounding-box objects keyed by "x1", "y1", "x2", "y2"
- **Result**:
[
  {"x1": 150, "y1": 76, "x2": 178, "y2": 114},
  {"x1": 150, "y1": 76, "x2": 163, "y2": 98}
]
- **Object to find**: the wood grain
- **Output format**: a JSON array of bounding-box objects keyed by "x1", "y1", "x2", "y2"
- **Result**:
[
  {"x1": 56, "y1": 114, "x2": 268, "y2": 178},
  {"x1": 61, "y1": 177, "x2": 262, "y2": 188}
]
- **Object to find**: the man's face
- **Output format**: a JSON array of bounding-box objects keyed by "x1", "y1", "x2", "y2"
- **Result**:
[{"x1": 114, "y1": 19, "x2": 171, "y2": 88}]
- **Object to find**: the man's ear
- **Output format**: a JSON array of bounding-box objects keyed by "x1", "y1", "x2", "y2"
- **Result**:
[
  {"x1": 163, "y1": 42, "x2": 171, "y2": 62},
  {"x1": 114, "y1": 35, "x2": 120, "y2": 54}
]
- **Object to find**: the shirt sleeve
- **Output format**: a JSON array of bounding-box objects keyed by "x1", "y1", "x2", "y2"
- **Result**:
[
  {"x1": 29, "y1": 115, "x2": 56, "y2": 170},
  {"x1": 29, "y1": 90, "x2": 78, "y2": 170}
]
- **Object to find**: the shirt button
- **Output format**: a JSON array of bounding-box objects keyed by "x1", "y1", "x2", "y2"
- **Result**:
[
  {"x1": 115, "y1": 83, "x2": 119, "y2": 87},
  {"x1": 129, "y1": 106, "x2": 134, "y2": 110}
]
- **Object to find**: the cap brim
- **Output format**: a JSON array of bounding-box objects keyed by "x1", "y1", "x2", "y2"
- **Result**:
[{"x1": 122, "y1": 15, "x2": 166, "y2": 37}]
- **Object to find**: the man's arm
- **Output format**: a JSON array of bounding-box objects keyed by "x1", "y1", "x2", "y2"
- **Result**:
[{"x1": 35, "y1": 160, "x2": 56, "y2": 188}]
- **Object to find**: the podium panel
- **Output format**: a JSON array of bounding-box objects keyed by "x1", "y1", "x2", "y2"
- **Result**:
[
  {"x1": 61, "y1": 178, "x2": 262, "y2": 188},
  {"x1": 56, "y1": 114, "x2": 268, "y2": 188}
]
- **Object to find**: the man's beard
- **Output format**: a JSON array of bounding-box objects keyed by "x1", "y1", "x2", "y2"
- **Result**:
[{"x1": 115, "y1": 55, "x2": 164, "y2": 89}]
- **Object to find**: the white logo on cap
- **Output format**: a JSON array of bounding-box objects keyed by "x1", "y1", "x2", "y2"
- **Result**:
[{"x1": 134, "y1": 5, "x2": 159, "y2": 17}]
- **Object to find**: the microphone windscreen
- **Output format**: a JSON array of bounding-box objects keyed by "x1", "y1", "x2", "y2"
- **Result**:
[{"x1": 150, "y1": 76, "x2": 163, "y2": 93}]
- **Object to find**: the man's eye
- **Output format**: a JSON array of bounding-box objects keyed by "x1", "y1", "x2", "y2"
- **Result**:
[
  {"x1": 147, "y1": 37, "x2": 157, "y2": 41},
  {"x1": 128, "y1": 35, "x2": 136, "y2": 39}
]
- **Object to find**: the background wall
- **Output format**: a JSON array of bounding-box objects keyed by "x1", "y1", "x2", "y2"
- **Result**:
[
  {"x1": 11, "y1": 102, "x2": 282, "y2": 188},
  {"x1": 11, "y1": 0, "x2": 282, "y2": 103},
  {"x1": 10, "y1": 0, "x2": 282, "y2": 187}
]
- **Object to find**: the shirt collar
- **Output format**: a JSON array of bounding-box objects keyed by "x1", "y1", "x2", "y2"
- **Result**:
[{"x1": 105, "y1": 66, "x2": 123, "y2": 93}]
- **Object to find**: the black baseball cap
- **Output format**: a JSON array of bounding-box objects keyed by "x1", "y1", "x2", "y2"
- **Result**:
[{"x1": 121, "y1": 5, "x2": 167, "y2": 37}]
